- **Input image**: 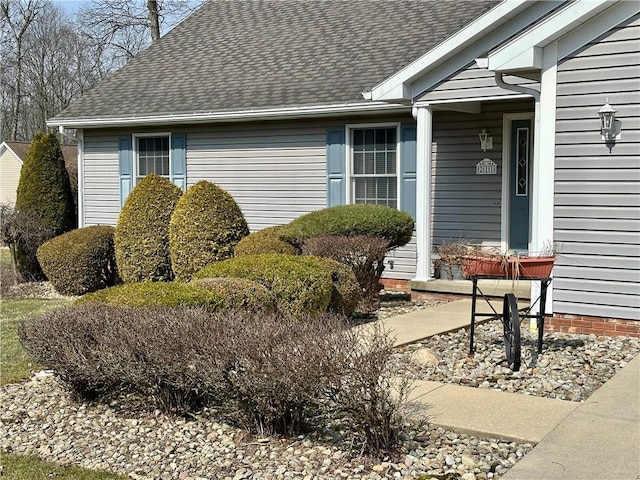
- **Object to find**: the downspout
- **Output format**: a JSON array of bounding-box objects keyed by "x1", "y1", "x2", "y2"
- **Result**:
[{"x1": 59, "y1": 126, "x2": 84, "y2": 228}]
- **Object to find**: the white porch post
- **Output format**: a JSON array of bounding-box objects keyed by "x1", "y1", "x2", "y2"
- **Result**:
[
  {"x1": 414, "y1": 105, "x2": 433, "y2": 282},
  {"x1": 531, "y1": 41, "x2": 558, "y2": 314}
]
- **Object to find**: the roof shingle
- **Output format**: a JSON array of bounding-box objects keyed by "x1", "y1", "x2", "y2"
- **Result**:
[{"x1": 54, "y1": 0, "x2": 498, "y2": 121}]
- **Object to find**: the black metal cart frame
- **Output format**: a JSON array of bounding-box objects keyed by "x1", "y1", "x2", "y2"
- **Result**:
[{"x1": 469, "y1": 275, "x2": 552, "y2": 371}]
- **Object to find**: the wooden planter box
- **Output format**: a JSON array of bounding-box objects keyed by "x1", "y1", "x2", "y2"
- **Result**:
[{"x1": 462, "y1": 256, "x2": 555, "y2": 279}]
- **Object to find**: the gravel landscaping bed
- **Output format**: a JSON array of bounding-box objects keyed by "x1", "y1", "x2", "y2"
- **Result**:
[
  {"x1": 393, "y1": 320, "x2": 640, "y2": 402},
  {"x1": 3, "y1": 292, "x2": 637, "y2": 479},
  {"x1": 0, "y1": 373, "x2": 532, "y2": 480}
]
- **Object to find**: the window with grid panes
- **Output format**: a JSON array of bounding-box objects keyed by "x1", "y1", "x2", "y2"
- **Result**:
[
  {"x1": 136, "y1": 136, "x2": 169, "y2": 182},
  {"x1": 351, "y1": 127, "x2": 398, "y2": 208}
]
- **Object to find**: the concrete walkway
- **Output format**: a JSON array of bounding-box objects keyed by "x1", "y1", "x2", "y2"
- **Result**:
[{"x1": 379, "y1": 298, "x2": 640, "y2": 478}]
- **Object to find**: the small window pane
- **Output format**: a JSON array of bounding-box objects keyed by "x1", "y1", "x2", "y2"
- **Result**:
[
  {"x1": 137, "y1": 135, "x2": 170, "y2": 180},
  {"x1": 353, "y1": 129, "x2": 364, "y2": 147},
  {"x1": 353, "y1": 152, "x2": 364, "y2": 174}
]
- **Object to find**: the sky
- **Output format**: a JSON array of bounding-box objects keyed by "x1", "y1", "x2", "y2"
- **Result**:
[{"x1": 52, "y1": 0, "x2": 85, "y2": 15}]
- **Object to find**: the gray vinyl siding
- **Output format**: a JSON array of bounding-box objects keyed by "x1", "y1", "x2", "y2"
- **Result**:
[
  {"x1": 81, "y1": 117, "x2": 417, "y2": 281},
  {"x1": 553, "y1": 14, "x2": 640, "y2": 321},
  {"x1": 417, "y1": 63, "x2": 539, "y2": 103},
  {"x1": 430, "y1": 99, "x2": 534, "y2": 248},
  {"x1": 83, "y1": 131, "x2": 121, "y2": 226}
]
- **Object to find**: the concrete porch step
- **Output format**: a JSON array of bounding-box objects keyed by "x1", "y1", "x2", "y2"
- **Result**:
[{"x1": 410, "y1": 279, "x2": 532, "y2": 299}]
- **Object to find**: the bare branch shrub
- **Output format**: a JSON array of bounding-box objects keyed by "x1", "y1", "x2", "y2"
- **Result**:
[
  {"x1": 0, "y1": 203, "x2": 55, "y2": 282},
  {"x1": 302, "y1": 235, "x2": 390, "y2": 312},
  {"x1": 18, "y1": 304, "x2": 411, "y2": 453}
]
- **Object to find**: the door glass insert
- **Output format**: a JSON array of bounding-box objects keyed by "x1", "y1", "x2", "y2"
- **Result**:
[{"x1": 516, "y1": 127, "x2": 529, "y2": 196}]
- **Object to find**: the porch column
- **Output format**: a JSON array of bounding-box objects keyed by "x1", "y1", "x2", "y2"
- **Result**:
[
  {"x1": 414, "y1": 104, "x2": 433, "y2": 282},
  {"x1": 530, "y1": 42, "x2": 558, "y2": 315}
]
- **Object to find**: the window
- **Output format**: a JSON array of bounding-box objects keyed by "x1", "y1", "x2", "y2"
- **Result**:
[
  {"x1": 136, "y1": 135, "x2": 170, "y2": 183},
  {"x1": 350, "y1": 126, "x2": 398, "y2": 208}
]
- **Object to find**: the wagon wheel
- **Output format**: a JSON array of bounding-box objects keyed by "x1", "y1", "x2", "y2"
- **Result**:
[{"x1": 502, "y1": 293, "x2": 521, "y2": 371}]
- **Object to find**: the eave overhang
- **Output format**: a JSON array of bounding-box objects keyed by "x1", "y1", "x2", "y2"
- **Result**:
[{"x1": 47, "y1": 102, "x2": 411, "y2": 129}]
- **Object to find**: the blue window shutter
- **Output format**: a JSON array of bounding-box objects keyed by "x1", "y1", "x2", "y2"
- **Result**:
[
  {"x1": 171, "y1": 134, "x2": 186, "y2": 189},
  {"x1": 326, "y1": 128, "x2": 346, "y2": 207},
  {"x1": 118, "y1": 136, "x2": 133, "y2": 207},
  {"x1": 400, "y1": 124, "x2": 417, "y2": 220}
]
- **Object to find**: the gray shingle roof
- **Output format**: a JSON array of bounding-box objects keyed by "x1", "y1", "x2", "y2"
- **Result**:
[{"x1": 54, "y1": 0, "x2": 498, "y2": 121}]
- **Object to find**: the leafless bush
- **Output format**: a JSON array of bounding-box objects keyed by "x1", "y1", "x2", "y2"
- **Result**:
[
  {"x1": 18, "y1": 304, "x2": 410, "y2": 453},
  {"x1": 0, "y1": 203, "x2": 55, "y2": 282},
  {"x1": 302, "y1": 235, "x2": 390, "y2": 312}
]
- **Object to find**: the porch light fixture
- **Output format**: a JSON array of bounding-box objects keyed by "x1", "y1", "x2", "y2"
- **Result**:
[
  {"x1": 598, "y1": 98, "x2": 621, "y2": 152},
  {"x1": 478, "y1": 129, "x2": 492, "y2": 152}
]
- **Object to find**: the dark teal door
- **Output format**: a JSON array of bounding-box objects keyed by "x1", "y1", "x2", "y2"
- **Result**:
[{"x1": 509, "y1": 119, "x2": 532, "y2": 253}]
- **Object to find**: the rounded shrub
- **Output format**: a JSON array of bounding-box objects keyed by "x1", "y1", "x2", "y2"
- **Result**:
[
  {"x1": 169, "y1": 181, "x2": 249, "y2": 281},
  {"x1": 14, "y1": 133, "x2": 75, "y2": 280},
  {"x1": 190, "y1": 277, "x2": 276, "y2": 312},
  {"x1": 77, "y1": 281, "x2": 224, "y2": 310},
  {"x1": 235, "y1": 225, "x2": 299, "y2": 256},
  {"x1": 37, "y1": 225, "x2": 118, "y2": 296},
  {"x1": 310, "y1": 257, "x2": 360, "y2": 316},
  {"x1": 193, "y1": 254, "x2": 333, "y2": 318},
  {"x1": 115, "y1": 174, "x2": 182, "y2": 283},
  {"x1": 278, "y1": 204, "x2": 414, "y2": 249}
]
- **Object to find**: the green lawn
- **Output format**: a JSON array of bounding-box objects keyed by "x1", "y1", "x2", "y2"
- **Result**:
[
  {"x1": 0, "y1": 276, "x2": 124, "y2": 479},
  {"x1": 0, "y1": 454, "x2": 126, "y2": 480},
  {"x1": 0, "y1": 297, "x2": 71, "y2": 385}
]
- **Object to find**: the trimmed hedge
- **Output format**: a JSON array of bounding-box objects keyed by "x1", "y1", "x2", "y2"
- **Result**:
[
  {"x1": 310, "y1": 257, "x2": 360, "y2": 316},
  {"x1": 234, "y1": 225, "x2": 299, "y2": 256},
  {"x1": 14, "y1": 133, "x2": 75, "y2": 280},
  {"x1": 37, "y1": 225, "x2": 118, "y2": 296},
  {"x1": 115, "y1": 174, "x2": 182, "y2": 282},
  {"x1": 190, "y1": 277, "x2": 276, "y2": 312},
  {"x1": 278, "y1": 204, "x2": 414, "y2": 249},
  {"x1": 77, "y1": 281, "x2": 224, "y2": 310},
  {"x1": 194, "y1": 254, "x2": 333, "y2": 318},
  {"x1": 169, "y1": 181, "x2": 249, "y2": 281}
]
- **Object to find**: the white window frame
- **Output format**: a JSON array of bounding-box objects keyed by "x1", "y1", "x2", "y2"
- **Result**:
[
  {"x1": 345, "y1": 122, "x2": 401, "y2": 209},
  {"x1": 132, "y1": 132, "x2": 172, "y2": 185}
]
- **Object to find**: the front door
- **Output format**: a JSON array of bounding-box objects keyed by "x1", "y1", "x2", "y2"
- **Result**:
[{"x1": 509, "y1": 119, "x2": 532, "y2": 253}]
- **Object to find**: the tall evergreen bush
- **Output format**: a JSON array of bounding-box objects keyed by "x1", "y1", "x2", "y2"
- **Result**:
[{"x1": 13, "y1": 133, "x2": 75, "y2": 280}]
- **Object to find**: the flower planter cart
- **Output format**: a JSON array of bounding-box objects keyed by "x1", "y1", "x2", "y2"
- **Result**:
[{"x1": 463, "y1": 256, "x2": 556, "y2": 371}]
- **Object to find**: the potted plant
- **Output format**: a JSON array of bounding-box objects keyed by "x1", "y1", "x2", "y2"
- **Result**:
[
  {"x1": 461, "y1": 242, "x2": 557, "y2": 279},
  {"x1": 433, "y1": 240, "x2": 476, "y2": 280}
]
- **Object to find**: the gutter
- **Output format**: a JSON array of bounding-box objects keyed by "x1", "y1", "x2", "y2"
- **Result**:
[{"x1": 47, "y1": 102, "x2": 411, "y2": 129}]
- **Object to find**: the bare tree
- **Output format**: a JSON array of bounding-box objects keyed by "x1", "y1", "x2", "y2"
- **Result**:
[
  {"x1": 77, "y1": 0, "x2": 201, "y2": 66},
  {"x1": 1, "y1": 0, "x2": 43, "y2": 140}
]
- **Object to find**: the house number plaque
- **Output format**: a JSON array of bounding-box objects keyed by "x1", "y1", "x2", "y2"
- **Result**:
[{"x1": 476, "y1": 158, "x2": 497, "y2": 175}]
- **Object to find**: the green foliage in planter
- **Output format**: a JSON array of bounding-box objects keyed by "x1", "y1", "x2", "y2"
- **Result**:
[
  {"x1": 190, "y1": 277, "x2": 276, "y2": 312},
  {"x1": 14, "y1": 133, "x2": 75, "y2": 280},
  {"x1": 169, "y1": 181, "x2": 249, "y2": 281},
  {"x1": 234, "y1": 225, "x2": 299, "y2": 256},
  {"x1": 194, "y1": 254, "x2": 333, "y2": 318},
  {"x1": 77, "y1": 281, "x2": 224, "y2": 310},
  {"x1": 115, "y1": 174, "x2": 182, "y2": 283},
  {"x1": 279, "y1": 204, "x2": 414, "y2": 249},
  {"x1": 309, "y1": 256, "x2": 360, "y2": 316},
  {"x1": 37, "y1": 226, "x2": 118, "y2": 296}
]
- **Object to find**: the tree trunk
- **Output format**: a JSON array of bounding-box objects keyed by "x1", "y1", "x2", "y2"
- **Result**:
[{"x1": 147, "y1": 0, "x2": 160, "y2": 43}]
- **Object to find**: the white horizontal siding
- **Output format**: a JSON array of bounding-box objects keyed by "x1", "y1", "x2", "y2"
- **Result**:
[{"x1": 553, "y1": 13, "x2": 640, "y2": 321}]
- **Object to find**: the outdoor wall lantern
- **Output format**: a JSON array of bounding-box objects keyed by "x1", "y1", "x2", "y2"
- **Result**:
[
  {"x1": 478, "y1": 129, "x2": 493, "y2": 152},
  {"x1": 598, "y1": 98, "x2": 621, "y2": 152}
]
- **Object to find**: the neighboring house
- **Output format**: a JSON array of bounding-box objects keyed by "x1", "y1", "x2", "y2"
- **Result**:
[
  {"x1": 48, "y1": 0, "x2": 640, "y2": 331},
  {"x1": 0, "y1": 142, "x2": 28, "y2": 205},
  {"x1": 0, "y1": 140, "x2": 78, "y2": 210}
]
